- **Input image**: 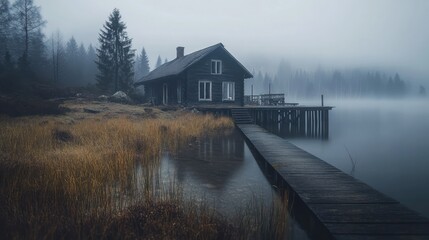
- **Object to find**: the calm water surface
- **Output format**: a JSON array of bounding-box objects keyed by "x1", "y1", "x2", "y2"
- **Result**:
[
  {"x1": 288, "y1": 99, "x2": 429, "y2": 218},
  {"x1": 156, "y1": 98, "x2": 429, "y2": 238},
  {"x1": 160, "y1": 129, "x2": 310, "y2": 239}
]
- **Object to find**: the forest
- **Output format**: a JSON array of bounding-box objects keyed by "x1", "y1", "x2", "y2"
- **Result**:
[
  {"x1": 0, "y1": 0, "x2": 161, "y2": 99},
  {"x1": 246, "y1": 61, "x2": 420, "y2": 99},
  {"x1": 0, "y1": 0, "x2": 426, "y2": 101}
]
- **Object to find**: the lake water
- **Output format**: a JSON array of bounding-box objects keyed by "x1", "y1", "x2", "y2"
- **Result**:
[
  {"x1": 160, "y1": 129, "x2": 311, "y2": 239},
  {"x1": 286, "y1": 98, "x2": 429, "y2": 218},
  {"x1": 158, "y1": 98, "x2": 429, "y2": 238}
]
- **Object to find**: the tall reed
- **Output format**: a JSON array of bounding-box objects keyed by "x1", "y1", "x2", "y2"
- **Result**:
[{"x1": 0, "y1": 112, "x2": 289, "y2": 239}]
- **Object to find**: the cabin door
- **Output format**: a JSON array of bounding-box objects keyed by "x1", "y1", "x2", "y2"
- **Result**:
[{"x1": 162, "y1": 83, "x2": 168, "y2": 105}]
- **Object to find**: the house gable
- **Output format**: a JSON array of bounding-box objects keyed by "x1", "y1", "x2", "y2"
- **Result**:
[
  {"x1": 185, "y1": 47, "x2": 247, "y2": 105},
  {"x1": 135, "y1": 43, "x2": 252, "y2": 86},
  {"x1": 137, "y1": 43, "x2": 252, "y2": 106}
]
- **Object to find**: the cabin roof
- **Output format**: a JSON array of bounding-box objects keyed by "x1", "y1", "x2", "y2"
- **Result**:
[{"x1": 135, "y1": 43, "x2": 253, "y2": 85}]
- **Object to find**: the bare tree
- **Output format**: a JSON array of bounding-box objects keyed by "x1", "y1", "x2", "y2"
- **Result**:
[
  {"x1": 0, "y1": 0, "x2": 12, "y2": 57},
  {"x1": 49, "y1": 30, "x2": 64, "y2": 84},
  {"x1": 12, "y1": 0, "x2": 46, "y2": 61}
]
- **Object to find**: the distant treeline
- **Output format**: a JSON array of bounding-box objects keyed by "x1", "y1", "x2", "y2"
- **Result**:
[
  {"x1": 0, "y1": 0, "x2": 426, "y2": 98},
  {"x1": 247, "y1": 60, "x2": 426, "y2": 99}
]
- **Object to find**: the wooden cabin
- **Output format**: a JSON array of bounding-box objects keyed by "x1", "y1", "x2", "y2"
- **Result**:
[{"x1": 134, "y1": 43, "x2": 253, "y2": 106}]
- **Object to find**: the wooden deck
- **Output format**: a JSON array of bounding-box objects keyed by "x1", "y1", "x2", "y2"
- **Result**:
[
  {"x1": 237, "y1": 124, "x2": 429, "y2": 240},
  {"x1": 198, "y1": 105, "x2": 333, "y2": 138}
]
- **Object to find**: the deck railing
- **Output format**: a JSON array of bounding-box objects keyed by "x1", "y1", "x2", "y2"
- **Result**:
[{"x1": 244, "y1": 93, "x2": 285, "y2": 106}]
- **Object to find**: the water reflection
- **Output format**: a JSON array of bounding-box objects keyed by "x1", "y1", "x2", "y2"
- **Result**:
[
  {"x1": 160, "y1": 129, "x2": 311, "y2": 240},
  {"x1": 172, "y1": 131, "x2": 245, "y2": 190},
  {"x1": 161, "y1": 130, "x2": 269, "y2": 209}
]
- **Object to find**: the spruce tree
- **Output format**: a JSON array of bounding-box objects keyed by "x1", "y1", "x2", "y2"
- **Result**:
[
  {"x1": 155, "y1": 55, "x2": 162, "y2": 68},
  {"x1": 96, "y1": 8, "x2": 135, "y2": 93},
  {"x1": 86, "y1": 44, "x2": 97, "y2": 84},
  {"x1": 134, "y1": 48, "x2": 150, "y2": 80},
  {"x1": 64, "y1": 36, "x2": 79, "y2": 86},
  {"x1": 136, "y1": 47, "x2": 150, "y2": 79},
  {"x1": 77, "y1": 43, "x2": 87, "y2": 85}
]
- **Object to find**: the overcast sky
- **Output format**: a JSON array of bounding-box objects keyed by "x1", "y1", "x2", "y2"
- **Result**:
[{"x1": 37, "y1": 0, "x2": 429, "y2": 79}]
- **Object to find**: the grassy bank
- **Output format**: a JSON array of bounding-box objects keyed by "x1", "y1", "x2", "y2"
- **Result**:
[{"x1": 0, "y1": 101, "x2": 289, "y2": 239}]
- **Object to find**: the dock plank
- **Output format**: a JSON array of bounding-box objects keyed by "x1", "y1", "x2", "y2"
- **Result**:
[
  {"x1": 309, "y1": 203, "x2": 429, "y2": 223},
  {"x1": 327, "y1": 223, "x2": 429, "y2": 235},
  {"x1": 298, "y1": 191, "x2": 397, "y2": 204},
  {"x1": 334, "y1": 235, "x2": 429, "y2": 240},
  {"x1": 237, "y1": 124, "x2": 429, "y2": 239}
]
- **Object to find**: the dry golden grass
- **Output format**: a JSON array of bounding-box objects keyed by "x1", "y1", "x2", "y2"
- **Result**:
[{"x1": 0, "y1": 101, "x2": 289, "y2": 239}]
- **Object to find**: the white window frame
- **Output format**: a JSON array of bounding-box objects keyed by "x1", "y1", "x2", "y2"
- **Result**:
[
  {"x1": 211, "y1": 60, "x2": 222, "y2": 75},
  {"x1": 222, "y1": 82, "x2": 235, "y2": 101},
  {"x1": 198, "y1": 80, "x2": 212, "y2": 101}
]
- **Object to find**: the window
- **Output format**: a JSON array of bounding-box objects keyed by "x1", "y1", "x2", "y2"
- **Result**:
[
  {"x1": 199, "y1": 81, "x2": 212, "y2": 101},
  {"x1": 222, "y1": 82, "x2": 235, "y2": 101},
  {"x1": 211, "y1": 60, "x2": 222, "y2": 75}
]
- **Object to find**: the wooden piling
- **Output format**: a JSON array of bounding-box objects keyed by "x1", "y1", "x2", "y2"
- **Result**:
[{"x1": 198, "y1": 106, "x2": 332, "y2": 139}]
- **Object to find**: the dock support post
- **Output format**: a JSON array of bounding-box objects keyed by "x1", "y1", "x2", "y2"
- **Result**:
[{"x1": 300, "y1": 110, "x2": 305, "y2": 136}]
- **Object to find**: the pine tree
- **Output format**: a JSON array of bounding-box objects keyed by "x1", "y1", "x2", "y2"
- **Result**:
[
  {"x1": 263, "y1": 73, "x2": 272, "y2": 93},
  {"x1": 78, "y1": 43, "x2": 87, "y2": 85},
  {"x1": 78, "y1": 43, "x2": 87, "y2": 62},
  {"x1": 155, "y1": 55, "x2": 162, "y2": 68},
  {"x1": 86, "y1": 44, "x2": 97, "y2": 84},
  {"x1": 135, "y1": 47, "x2": 150, "y2": 79},
  {"x1": 255, "y1": 70, "x2": 263, "y2": 94},
  {"x1": 393, "y1": 73, "x2": 406, "y2": 96},
  {"x1": 96, "y1": 9, "x2": 135, "y2": 93},
  {"x1": 275, "y1": 59, "x2": 291, "y2": 93},
  {"x1": 62, "y1": 36, "x2": 82, "y2": 86}
]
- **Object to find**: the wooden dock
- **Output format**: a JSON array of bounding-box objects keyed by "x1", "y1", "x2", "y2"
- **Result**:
[
  {"x1": 248, "y1": 106, "x2": 332, "y2": 139},
  {"x1": 237, "y1": 124, "x2": 429, "y2": 240},
  {"x1": 197, "y1": 105, "x2": 333, "y2": 139}
]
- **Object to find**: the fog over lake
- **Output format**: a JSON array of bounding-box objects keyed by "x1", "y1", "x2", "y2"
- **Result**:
[
  {"x1": 37, "y1": 0, "x2": 429, "y2": 83},
  {"x1": 2, "y1": 0, "x2": 429, "y2": 238},
  {"x1": 33, "y1": 0, "x2": 429, "y2": 219},
  {"x1": 289, "y1": 98, "x2": 429, "y2": 218}
]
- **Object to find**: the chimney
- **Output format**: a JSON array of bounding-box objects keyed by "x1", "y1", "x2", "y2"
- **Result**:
[{"x1": 176, "y1": 46, "x2": 184, "y2": 59}]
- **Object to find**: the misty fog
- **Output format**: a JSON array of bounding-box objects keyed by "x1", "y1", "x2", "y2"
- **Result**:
[
  {"x1": 288, "y1": 98, "x2": 429, "y2": 218},
  {"x1": 34, "y1": 0, "x2": 429, "y2": 90},
  {"x1": 2, "y1": 0, "x2": 429, "y2": 238}
]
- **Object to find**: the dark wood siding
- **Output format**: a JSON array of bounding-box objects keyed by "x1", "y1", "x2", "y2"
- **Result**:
[
  {"x1": 186, "y1": 48, "x2": 246, "y2": 106},
  {"x1": 143, "y1": 47, "x2": 247, "y2": 106},
  {"x1": 144, "y1": 74, "x2": 186, "y2": 105}
]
